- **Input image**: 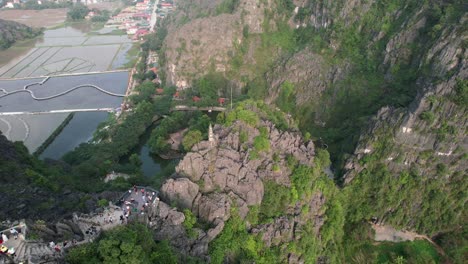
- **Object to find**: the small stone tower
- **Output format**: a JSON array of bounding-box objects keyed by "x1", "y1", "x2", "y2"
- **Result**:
[{"x1": 208, "y1": 123, "x2": 215, "y2": 146}]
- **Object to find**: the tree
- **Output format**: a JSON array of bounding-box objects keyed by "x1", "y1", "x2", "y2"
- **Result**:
[
  {"x1": 194, "y1": 73, "x2": 229, "y2": 101},
  {"x1": 129, "y1": 153, "x2": 142, "y2": 167},
  {"x1": 182, "y1": 130, "x2": 202, "y2": 151},
  {"x1": 67, "y1": 3, "x2": 90, "y2": 20}
]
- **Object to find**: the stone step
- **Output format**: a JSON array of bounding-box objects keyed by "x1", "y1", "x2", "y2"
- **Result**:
[{"x1": 14, "y1": 241, "x2": 26, "y2": 262}]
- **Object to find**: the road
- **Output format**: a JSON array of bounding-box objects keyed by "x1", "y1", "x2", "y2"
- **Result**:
[
  {"x1": 149, "y1": 0, "x2": 159, "y2": 31},
  {"x1": 0, "y1": 108, "x2": 116, "y2": 116},
  {"x1": 172, "y1": 105, "x2": 227, "y2": 112}
]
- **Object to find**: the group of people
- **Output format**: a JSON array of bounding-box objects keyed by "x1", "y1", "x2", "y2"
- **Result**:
[
  {"x1": 49, "y1": 239, "x2": 77, "y2": 254},
  {"x1": 0, "y1": 228, "x2": 20, "y2": 257},
  {"x1": 122, "y1": 186, "x2": 159, "y2": 221}
]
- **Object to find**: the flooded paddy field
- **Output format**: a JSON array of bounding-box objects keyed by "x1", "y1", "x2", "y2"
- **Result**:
[
  {"x1": 0, "y1": 72, "x2": 128, "y2": 153},
  {"x1": 40, "y1": 111, "x2": 109, "y2": 159},
  {"x1": 0, "y1": 113, "x2": 68, "y2": 152},
  {"x1": 0, "y1": 71, "x2": 129, "y2": 113},
  {"x1": 0, "y1": 18, "x2": 137, "y2": 156},
  {"x1": 0, "y1": 24, "x2": 136, "y2": 78}
]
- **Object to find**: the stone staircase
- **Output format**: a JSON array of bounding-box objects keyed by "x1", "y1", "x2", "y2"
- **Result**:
[
  {"x1": 5, "y1": 204, "x2": 126, "y2": 262},
  {"x1": 14, "y1": 240, "x2": 57, "y2": 264}
]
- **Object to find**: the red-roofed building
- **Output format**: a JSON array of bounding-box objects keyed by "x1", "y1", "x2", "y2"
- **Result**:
[
  {"x1": 156, "y1": 88, "x2": 164, "y2": 94},
  {"x1": 149, "y1": 67, "x2": 158, "y2": 75},
  {"x1": 218, "y1": 98, "x2": 226, "y2": 106},
  {"x1": 173, "y1": 91, "x2": 180, "y2": 98},
  {"x1": 133, "y1": 29, "x2": 150, "y2": 40},
  {"x1": 192, "y1": 96, "x2": 201, "y2": 102}
]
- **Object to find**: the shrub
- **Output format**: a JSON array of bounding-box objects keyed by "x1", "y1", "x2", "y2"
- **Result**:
[
  {"x1": 183, "y1": 209, "x2": 197, "y2": 238},
  {"x1": 97, "y1": 199, "x2": 108, "y2": 208},
  {"x1": 452, "y1": 79, "x2": 467, "y2": 106},
  {"x1": 420, "y1": 111, "x2": 435, "y2": 124},
  {"x1": 182, "y1": 130, "x2": 203, "y2": 151},
  {"x1": 253, "y1": 135, "x2": 270, "y2": 152},
  {"x1": 67, "y1": 3, "x2": 89, "y2": 20}
]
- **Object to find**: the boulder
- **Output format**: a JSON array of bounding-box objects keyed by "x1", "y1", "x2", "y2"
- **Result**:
[
  {"x1": 176, "y1": 153, "x2": 206, "y2": 182},
  {"x1": 197, "y1": 193, "x2": 230, "y2": 222},
  {"x1": 161, "y1": 178, "x2": 199, "y2": 209}
]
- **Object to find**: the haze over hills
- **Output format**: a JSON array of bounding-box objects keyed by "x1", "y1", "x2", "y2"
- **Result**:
[{"x1": 0, "y1": 0, "x2": 466, "y2": 263}]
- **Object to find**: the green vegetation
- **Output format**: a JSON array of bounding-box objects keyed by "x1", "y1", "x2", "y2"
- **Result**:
[
  {"x1": 343, "y1": 223, "x2": 441, "y2": 263},
  {"x1": 148, "y1": 111, "x2": 211, "y2": 155},
  {"x1": 91, "y1": 10, "x2": 111, "y2": 23},
  {"x1": 67, "y1": 224, "x2": 179, "y2": 264},
  {"x1": 182, "y1": 130, "x2": 203, "y2": 151},
  {"x1": 434, "y1": 227, "x2": 467, "y2": 264},
  {"x1": 259, "y1": 181, "x2": 291, "y2": 220},
  {"x1": 452, "y1": 79, "x2": 467, "y2": 106},
  {"x1": 199, "y1": 134, "x2": 344, "y2": 262},
  {"x1": 183, "y1": 209, "x2": 197, "y2": 238},
  {"x1": 67, "y1": 3, "x2": 90, "y2": 20},
  {"x1": 420, "y1": 111, "x2": 436, "y2": 124},
  {"x1": 215, "y1": 0, "x2": 240, "y2": 15},
  {"x1": 209, "y1": 209, "x2": 281, "y2": 264},
  {"x1": 253, "y1": 135, "x2": 269, "y2": 152},
  {"x1": 21, "y1": 0, "x2": 71, "y2": 10},
  {"x1": 276, "y1": 81, "x2": 295, "y2": 114},
  {"x1": 0, "y1": 20, "x2": 43, "y2": 50},
  {"x1": 97, "y1": 199, "x2": 109, "y2": 208},
  {"x1": 345, "y1": 160, "x2": 466, "y2": 235}
]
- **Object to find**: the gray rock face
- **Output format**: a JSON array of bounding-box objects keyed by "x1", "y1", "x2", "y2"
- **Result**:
[
  {"x1": 164, "y1": 0, "x2": 274, "y2": 88},
  {"x1": 196, "y1": 193, "x2": 231, "y2": 222},
  {"x1": 160, "y1": 178, "x2": 200, "y2": 209},
  {"x1": 175, "y1": 152, "x2": 206, "y2": 181},
  {"x1": 344, "y1": 22, "x2": 468, "y2": 184},
  {"x1": 252, "y1": 217, "x2": 294, "y2": 247},
  {"x1": 156, "y1": 110, "x2": 319, "y2": 260}
]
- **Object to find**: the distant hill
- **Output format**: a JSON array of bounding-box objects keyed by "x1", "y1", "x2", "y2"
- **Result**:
[{"x1": 0, "y1": 18, "x2": 42, "y2": 50}]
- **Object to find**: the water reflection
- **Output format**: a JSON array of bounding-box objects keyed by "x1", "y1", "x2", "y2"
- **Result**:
[{"x1": 40, "y1": 112, "x2": 109, "y2": 160}]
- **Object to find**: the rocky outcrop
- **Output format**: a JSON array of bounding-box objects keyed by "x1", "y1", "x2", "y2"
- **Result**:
[
  {"x1": 164, "y1": 118, "x2": 315, "y2": 220},
  {"x1": 156, "y1": 106, "x2": 322, "y2": 259},
  {"x1": 161, "y1": 178, "x2": 199, "y2": 209},
  {"x1": 292, "y1": 0, "x2": 375, "y2": 29}
]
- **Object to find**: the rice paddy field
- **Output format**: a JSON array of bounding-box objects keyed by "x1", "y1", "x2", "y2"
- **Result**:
[
  {"x1": 0, "y1": 17, "x2": 137, "y2": 154},
  {"x1": 0, "y1": 25, "x2": 134, "y2": 78}
]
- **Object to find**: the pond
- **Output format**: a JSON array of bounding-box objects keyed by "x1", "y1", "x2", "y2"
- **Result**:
[{"x1": 122, "y1": 123, "x2": 178, "y2": 178}]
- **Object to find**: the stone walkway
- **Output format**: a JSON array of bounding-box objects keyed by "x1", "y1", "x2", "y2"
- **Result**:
[
  {"x1": 119, "y1": 187, "x2": 159, "y2": 220},
  {"x1": 0, "y1": 223, "x2": 26, "y2": 256},
  {"x1": 0, "y1": 186, "x2": 160, "y2": 263}
]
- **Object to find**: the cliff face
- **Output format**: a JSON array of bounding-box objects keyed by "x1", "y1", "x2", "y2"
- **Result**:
[
  {"x1": 163, "y1": 0, "x2": 279, "y2": 88},
  {"x1": 0, "y1": 19, "x2": 42, "y2": 49},
  {"x1": 342, "y1": 19, "x2": 467, "y2": 235},
  {"x1": 159, "y1": 0, "x2": 467, "y2": 240}
]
